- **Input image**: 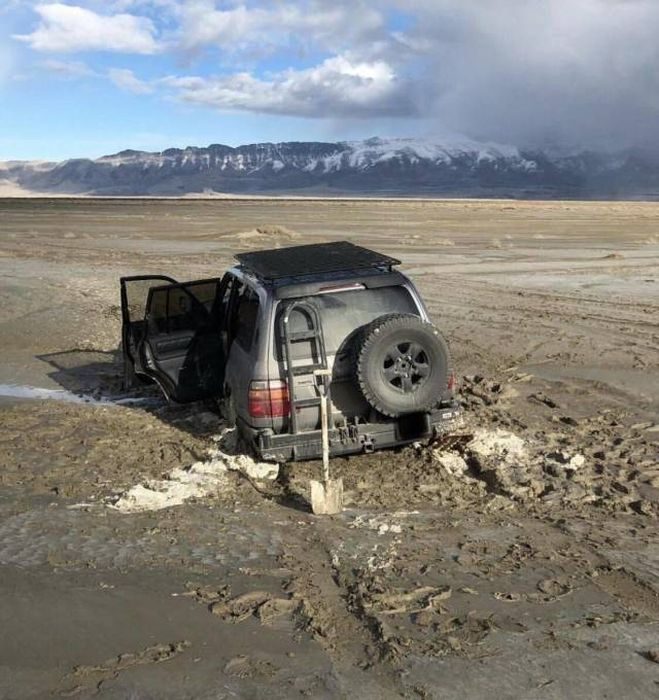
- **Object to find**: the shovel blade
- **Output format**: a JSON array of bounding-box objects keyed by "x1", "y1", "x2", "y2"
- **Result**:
[{"x1": 310, "y1": 478, "x2": 344, "y2": 515}]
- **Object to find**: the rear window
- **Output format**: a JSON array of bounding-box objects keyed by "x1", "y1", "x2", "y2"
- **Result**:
[{"x1": 275, "y1": 286, "x2": 418, "y2": 358}]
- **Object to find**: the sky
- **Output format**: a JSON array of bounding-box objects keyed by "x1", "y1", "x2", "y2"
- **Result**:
[{"x1": 1, "y1": 0, "x2": 659, "y2": 160}]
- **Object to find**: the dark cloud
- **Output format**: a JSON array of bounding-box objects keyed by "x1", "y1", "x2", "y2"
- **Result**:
[{"x1": 402, "y1": 0, "x2": 659, "y2": 149}]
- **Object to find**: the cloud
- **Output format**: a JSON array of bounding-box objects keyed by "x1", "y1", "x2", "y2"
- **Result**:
[
  {"x1": 162, "y1": 54, "x2": 416, "y2": 118},
  {"x1": 177, "y1": 0, "x2": 384, "y2": 53},
  {"x1": 108, "y1": 67, "x2": 153, "y2": 93},
  {"x1": 167, "y1": 0, "x2": 659, "y2": 148},
  {"x1": 402, "y1": 0, "x2": 659, "y2": 149},
  {"x1": 14, "y1": 3, "x2": 160, "y2": 54},
  {"x1": 8, "y1": 1, "x2": 659, "y2": 150},
  {"x1": 41, "y1": 58, "x2": 95, "y2": 78}
]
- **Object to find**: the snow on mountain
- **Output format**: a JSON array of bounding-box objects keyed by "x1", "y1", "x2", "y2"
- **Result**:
[
  {"x1": 3, "y1": 137, "x2": 659, "y2": 198},
  {"x1": 343, "y1": 136, "x2": 523, "y2": 167},
  {"x1": 90, "y1": 137, "x2": 534, "y2": 175}
]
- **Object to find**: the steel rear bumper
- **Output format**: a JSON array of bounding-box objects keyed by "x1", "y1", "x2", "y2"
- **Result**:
[{"x1": 238, "y1": 404, "x2": 464, "y2": 462}]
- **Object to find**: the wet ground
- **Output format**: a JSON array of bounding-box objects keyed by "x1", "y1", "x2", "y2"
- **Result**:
[{"x1": 0, "y1": 198, "x2": 658, "y2": 698}]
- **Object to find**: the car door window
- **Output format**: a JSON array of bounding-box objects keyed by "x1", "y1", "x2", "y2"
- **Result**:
[
  {"x1": 120, "y1": 275, "x2": 178, "y2": 376},
  {"x1": 140, "y1": 277, "x2": 227, "y2": 403},
  {"x1": 147, "y1": 280, "x2": 222, "y2": 335}
]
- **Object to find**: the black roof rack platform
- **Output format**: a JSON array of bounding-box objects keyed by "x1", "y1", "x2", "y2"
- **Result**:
[{"x1": 235, "y1": 241, "x2": 401, "y2": 282}]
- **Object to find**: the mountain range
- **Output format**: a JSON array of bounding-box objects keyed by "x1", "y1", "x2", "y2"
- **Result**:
[{"x1": 2, "y1": 137, "x2": 659, "y2": 199}]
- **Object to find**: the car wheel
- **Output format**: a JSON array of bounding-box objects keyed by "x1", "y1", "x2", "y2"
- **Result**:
[{"x1": 355, "y1": 314, "x2": 450, "y2": 417}]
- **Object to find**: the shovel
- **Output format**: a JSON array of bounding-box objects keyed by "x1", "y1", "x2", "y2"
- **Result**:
[{"x1": 310, "y1": 371, "x2": 343, "y2": 515}]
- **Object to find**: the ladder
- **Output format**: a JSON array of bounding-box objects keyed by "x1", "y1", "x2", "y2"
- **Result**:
[{"x1": 280, "y1": 301, "x2": 331, "y2": 435}]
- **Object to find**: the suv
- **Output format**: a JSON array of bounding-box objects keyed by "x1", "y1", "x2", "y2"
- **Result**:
[{"x1": 120, "y1": 241, "x2": 461, "y2": 461}]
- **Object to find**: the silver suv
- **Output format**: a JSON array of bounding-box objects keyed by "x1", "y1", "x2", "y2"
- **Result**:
[{"x1": 120, "y1": 241, "x2": 461, "y2": 461}]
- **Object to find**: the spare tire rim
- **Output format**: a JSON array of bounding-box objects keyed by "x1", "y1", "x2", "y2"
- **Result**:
[{"x1": 382, "y1": 341, "x2": 430, "y2": 393}]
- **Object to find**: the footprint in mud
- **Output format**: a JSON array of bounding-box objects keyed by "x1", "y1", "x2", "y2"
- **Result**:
[
  {"x1": 493, "y1": 577, "x2": 574, "y2": 604},
  {"x1": 223, "y1": 654, "x2": 278, "y2": 679},
  {"x1": 210, "y1": 590, "x2": 298, "y2": 624},
  {"x1": 536, "y1": 577, "x2": 573, "y2": 599},
  {"x1": 60, "y1": 640, "x2": 191, "y2": 696},
  {"x1": 363, "y1": 585, "x2": 452, "y2": 615},
  {"x1": 427, "y1": 613, "x2": 496, "y2": 657}
]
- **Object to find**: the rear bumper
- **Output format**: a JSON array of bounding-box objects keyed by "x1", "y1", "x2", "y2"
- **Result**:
[{"x1": 238, "y1": 404, "x2": 464, "y2": 462}]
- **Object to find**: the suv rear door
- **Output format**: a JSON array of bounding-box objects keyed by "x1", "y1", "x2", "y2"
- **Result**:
[{"x1": 121, "y1": 275, "x2": 229, "y2": 402}]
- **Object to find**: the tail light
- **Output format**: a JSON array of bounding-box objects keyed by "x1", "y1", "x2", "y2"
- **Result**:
[
  {"x1": 248, "y1": 380, "x2": 290, "y2": 418},
  {"x1": 447, "y1": 371, "x2": 457, "y2": 392}
]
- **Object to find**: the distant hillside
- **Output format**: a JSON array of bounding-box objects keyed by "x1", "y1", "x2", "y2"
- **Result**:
[{"x1": 2, "y1": 137, "x2": 659, "y2": 199}]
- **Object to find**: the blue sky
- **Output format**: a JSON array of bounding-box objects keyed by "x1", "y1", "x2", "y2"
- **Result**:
[
  {"x1": 0, "y1": 1, "x2": 423, "y2": 160},
  {"x1": 1, "y1": 1, "x2": 659, "y2": 160}
]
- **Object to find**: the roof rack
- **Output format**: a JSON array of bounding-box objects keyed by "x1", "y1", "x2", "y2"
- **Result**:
[{"x1": 235, "y1": 241, "x2": 401, "y2": 282}]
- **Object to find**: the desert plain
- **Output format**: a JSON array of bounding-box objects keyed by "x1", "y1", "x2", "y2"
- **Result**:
[{"x1": 0, "y1": 197, "x2": 658, "y2": 699}]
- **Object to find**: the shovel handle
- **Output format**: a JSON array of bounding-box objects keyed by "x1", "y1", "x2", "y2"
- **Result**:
[
  {"x1": 314, "y1": 368, "x2": 331, "y2": 482},
  {"x1": 320, "y1": 392, "x2": 330, "y2": 482}
]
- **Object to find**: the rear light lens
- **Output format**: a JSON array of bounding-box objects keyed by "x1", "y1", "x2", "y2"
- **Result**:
[
  {"x1": 447, "y1": 371, "x2": 457, "y2": 392},
  {"x1": 248, "y1": 380, "x2": 290, "y2": 418}
]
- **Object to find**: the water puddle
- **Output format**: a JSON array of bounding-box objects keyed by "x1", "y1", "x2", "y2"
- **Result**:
[{"x1": 0, "y1": 383, "x2": 156, "y2": 407}]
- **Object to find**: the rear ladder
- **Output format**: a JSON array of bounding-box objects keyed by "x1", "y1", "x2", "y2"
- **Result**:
[{"x1": 280, "y1": 301, "x2": 331, "y2": 435}]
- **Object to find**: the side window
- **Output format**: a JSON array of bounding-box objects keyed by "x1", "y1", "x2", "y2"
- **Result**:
[
  {"x1": 146, "y1": 288, "x2": 170, "y2": 334},
  {"x1": 146, "y1": 280, "x2": 223, "y2": 335},
  {"x1": 226, "y1": 279, "x2": 246, "y2": 340},
  {"x1": 217, "y1": 274, "x2": 236, "y2": 325},
  {"x1": 234, "y1": 287, "x2": 260, "y2": 351},
  {"x1": 167, "y1": 286, "x2": 203, "y2": 332}
]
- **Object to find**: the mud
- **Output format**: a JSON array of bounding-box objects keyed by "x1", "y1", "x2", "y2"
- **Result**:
[{"x1": 0, "y1": 198, "x2": 658, "y2": 698}]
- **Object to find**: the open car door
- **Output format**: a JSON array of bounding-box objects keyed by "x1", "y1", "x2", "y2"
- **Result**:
[
  {"x1": 120, "y1": 275, "x2": 178, "y2": 388},
  {"x1": 139, "y1": 277, "x2": 228, "y2": 403}
]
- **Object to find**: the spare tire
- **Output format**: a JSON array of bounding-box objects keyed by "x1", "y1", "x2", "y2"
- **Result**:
[{"x1": 355, "y1": 314, "x2": 450, "y2": 417}]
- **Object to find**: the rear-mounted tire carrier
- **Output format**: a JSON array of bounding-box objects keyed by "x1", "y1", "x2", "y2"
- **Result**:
[{"x1": 355, "y1": 314, "x2": 451, "y2": 418}]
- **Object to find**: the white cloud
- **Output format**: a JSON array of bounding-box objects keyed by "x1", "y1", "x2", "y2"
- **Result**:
[
  {"x1": 162, "y1": 54, "x2": 415, "y2": 118},
  {"x1": 177, "y1": 0, "x2": 384, "y2": 53},
  {"x1": 108, "y1": 67, "x2": 153, "y2": 93},
  {"x1": 14, "y1": 3, "x2": 160, "y2": 54},
  {"x1": 41, "y1": 58, "x2": 95, "y2": 78}
]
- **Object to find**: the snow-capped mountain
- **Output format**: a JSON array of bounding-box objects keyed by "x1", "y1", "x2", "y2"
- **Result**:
[{"x1": 2, "y1": 137, "x2": 659, "y2": 198}]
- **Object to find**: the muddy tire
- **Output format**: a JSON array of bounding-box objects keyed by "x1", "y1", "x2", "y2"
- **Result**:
[
  {"x1": 355, "y1": 314, "x2": 450, "y2": 417},
  {"x1": 220, "y1": 389, "x2": 237, "y2": 427}
]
